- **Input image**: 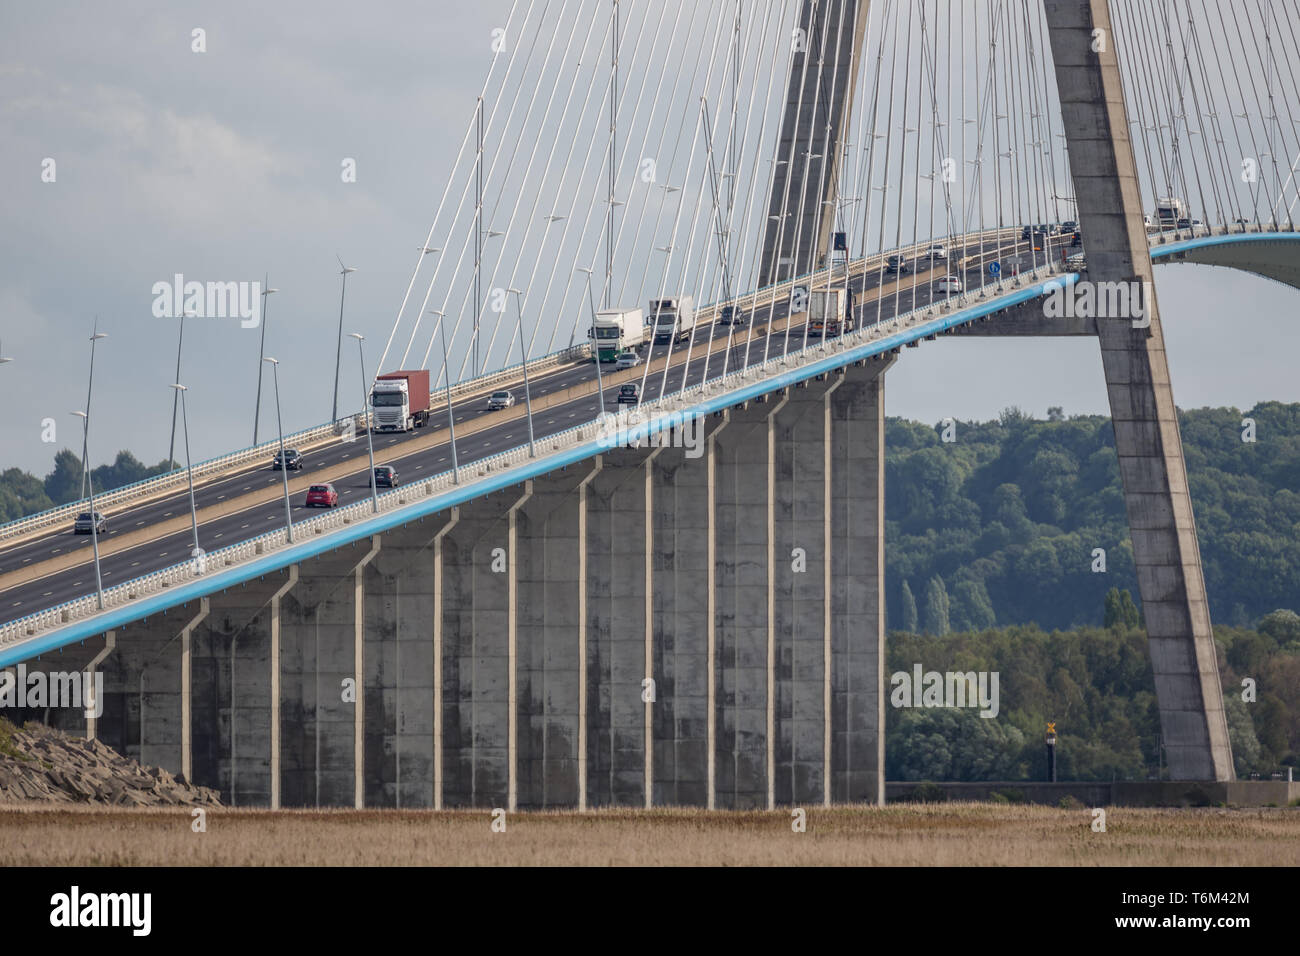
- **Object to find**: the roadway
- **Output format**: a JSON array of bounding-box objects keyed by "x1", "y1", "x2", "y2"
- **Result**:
[{"x1": 0, "y1": 231, "x2": 1073, "y2": 624}]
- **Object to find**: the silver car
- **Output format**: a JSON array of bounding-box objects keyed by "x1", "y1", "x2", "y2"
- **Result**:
[
  {"x1": 73, "y1": 511, "x2": 107, "y2": 535},
  {"x1": 486, "y1": 390, "x2": 516, "y2": 411}
]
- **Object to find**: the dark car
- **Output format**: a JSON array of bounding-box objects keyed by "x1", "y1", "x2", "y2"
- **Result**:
[
  {"x1": 371, "y1": 465, "x2": 398, "y2": 488},
  {"x1": 617, "y1": 383, "x2": 639, "y2": 406},
  {"x1": 717, "y1": 305, "x2": 746, "y2": 326},
  {"x1": 1071, "y1": 230, "x2": 1082, "y2": 247},
  {"x1": 1177, "y1": 217, "x2": 1192, "y2": 229},
  {"x1": 1062, "y1": 220, "x2": 1077, "y2": 232},
  {"x1": 885, "y1": 254, "x2": 910, "y2": 274},
  {"x1": 272, "y1": 448, "x2": 304, "y2": 470},
  {"x1": 73, "y1": 511, "x2": 107, "y2": 535},
  {"x1": 305, "y1": 483, "x2": 339, "y2": 508}
]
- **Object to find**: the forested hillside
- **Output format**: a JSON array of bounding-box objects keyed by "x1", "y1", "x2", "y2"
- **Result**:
[{"x1": 886, "y1": 401, "x2": 1300, "y2": 632}]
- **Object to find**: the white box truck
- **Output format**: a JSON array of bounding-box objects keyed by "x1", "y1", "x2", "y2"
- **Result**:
[
  {"x1": 808, "y1": 288, "x2": 855, "y2": 336},
  {"x1": 591, "y1": 308, "x2": 646, "y2": 362},
  {"x1": 648, "y1": 296, "x2": 696, "y2": 344}
]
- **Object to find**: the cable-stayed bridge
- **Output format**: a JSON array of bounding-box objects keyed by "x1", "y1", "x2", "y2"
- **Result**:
[{"x1": 2, "y1": 0, "x2": 1299, "y2": 808}]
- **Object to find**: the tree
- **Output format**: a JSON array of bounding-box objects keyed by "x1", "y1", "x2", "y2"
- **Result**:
[
  {"x1": 952, "y1": 578, "x2": 996, "y2": 631},
  {"x1": 1258, "y1": 609, "x2": 1300, "y2": 647},
  {"x1": 1104, "y1": 587, "x2": 1141, "y2": 630},
  {"x1": 922, "y1": 575, "x2": 951, "y2": 636},
  {"x1": 43, "y1": 449, "x2": 84, "y2": 505},
  {"x1": 900, "y1": 579, "x2": 919, "y2": 632},
  {"x1": 1047, "y1": 406, "x2": 1065, "y2": 422}
]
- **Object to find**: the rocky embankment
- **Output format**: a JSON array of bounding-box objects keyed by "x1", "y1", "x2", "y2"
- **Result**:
[{"x1": 0, "y1": 719, "x2": 220, "y2": 807}]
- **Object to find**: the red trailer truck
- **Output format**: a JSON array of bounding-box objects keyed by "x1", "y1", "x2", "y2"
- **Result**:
[{"x1": 370, "y1": 369, "x2": 431, "y2": 432}]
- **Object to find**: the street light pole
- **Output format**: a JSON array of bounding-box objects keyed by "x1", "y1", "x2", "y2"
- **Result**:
[
  {"x1": 79, "y1": 326, "x2": 106, "y2": 501},
  {"x1": 264, "y1": 357, "x2": 293, "y2": 543},
  {"x1": 168, "y1": 309, "x2": 196, "y2": 468},
  {"x1": 507, "y1": 289, "x2": 536, "y2": 457},
  {"x1": 70, "y1": 411, "x2": 104, "y2": 610},
  {"x1": 253, "y1": 281, "x2": 279, "y2": 446},
  {"x1": 332, "y1": 259, "x2": 356, "y2": 423},
  {"x1": 348, "y1": 333, "x2": 379, "y2": 513},
  {"x1": 170, "y1": 384, "x2": 203, "y2": 573},
  {"x1": 576, "y1": 268, "x2": 605, "y2": 419},
  {"x1": 430, "y1": 310, "x2": 460, "y2": 483}
]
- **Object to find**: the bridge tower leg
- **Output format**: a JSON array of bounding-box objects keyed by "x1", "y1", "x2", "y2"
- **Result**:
[
  {"x1": 758, "y1": 0, "x2": 873, "y2": 288},
  {"x1": 1043, "y1": 0, "x2": 1233, "y2": 780}
]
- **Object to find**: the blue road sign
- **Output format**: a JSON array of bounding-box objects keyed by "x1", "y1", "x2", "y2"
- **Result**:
[{"x1": 988, "y1": 261, "x2": 1002, "y2": 277}]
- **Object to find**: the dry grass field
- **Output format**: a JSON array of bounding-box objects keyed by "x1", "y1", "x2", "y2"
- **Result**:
[{"x1": 1, "y1": 802, "x2": 1297, "y2": 866}]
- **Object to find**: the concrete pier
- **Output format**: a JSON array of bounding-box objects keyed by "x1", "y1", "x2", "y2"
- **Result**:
[{"x1": 1044, "y1": 0, "x2": 1234, "y2": 781}]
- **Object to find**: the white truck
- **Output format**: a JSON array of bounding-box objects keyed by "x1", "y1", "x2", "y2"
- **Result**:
[
  {"x1": 808, "y1": 288, "x2": 855, "y2": 336},
  {"x1": 648, "y1": 296, "x2": 696, "y2": 344},
  {"x1": 591, "y1": 308, "x2": 646, "y2": 362}
]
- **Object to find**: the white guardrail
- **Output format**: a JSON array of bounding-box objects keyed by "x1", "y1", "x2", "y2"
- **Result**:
[
  {"x1": 2, "y1": 217, "x2": 1268, "y2": 642},
  {"x1": 0, "y1": 246, "x2": 1087, "y2": 650}
]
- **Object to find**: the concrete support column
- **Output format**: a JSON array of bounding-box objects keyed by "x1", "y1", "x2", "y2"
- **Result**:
[
  {"x1": 269, "y1": 565, "x2": 298, "y2": 809},
  {"x1": 706, "y1": 413, "x2": 728, "y2": 810},
  {"x1": 432, "y1": 509, "x2": 459, "y2": 810},
  {"x1": 1044, "y1": 0, "x2": 1233, "y2": 780},
  {"x1": 353, "y1": 538, "x2": 381, "y2": 808},
  {"x1": 506, "y1": 482, "x2": 533, "y2": 812},
  {"x1": 84, "y1": 631, "x2": 115, "y2": 742},
  {"x1": 180, "y1": 599, "x2": 209, "y2": 783},
  {"x1": 642, "y1": 449, "x2": 662, "y2": 808},
  {"x1": 577, "y1": 460, "x2": 601, "y2": 810},
  {"x1": 830, "y1": 361, "x2": 891, "y2": 805},
  {"x1": 713, "y1": 402, "x2": 772, "y2": 809},
  {"x1": 766, "y1": 392, "x2": 789, "y2": 810}
]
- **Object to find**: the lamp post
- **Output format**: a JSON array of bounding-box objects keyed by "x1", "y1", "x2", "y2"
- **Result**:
[
  {"x1": 332, "y1": 258, "x2": 357, "y2": 423},
  {"x1": 70, "y1": 411, "x2": 104, "y2": 609},
  {"x1": 253, "y1": 281, "x2": 279, "y2": 446},
  {"x1": 263, "y1": 357, "x2": 293, "y2": 543},
  {"x1": 507, "y1": 289, "x2": 536, "y2": 457},
  {"x1": 347, "y1": 333, "x2": 379, "y2": 513},
  {"x1": 170, "y1": 384, "x2": 203, "y2": 573},
  {"x1": 576, "y1": 267, "x2": 605, "y2": 418},
  {"x1": 429, "y1": 310, "x2": 460, "y2": 483},
  {"x1": 168, "y1": 309, "x2": 196, "y2": 469},
  {"x1": 79, "y1": 328, "x2": 107, "y2": 501}
]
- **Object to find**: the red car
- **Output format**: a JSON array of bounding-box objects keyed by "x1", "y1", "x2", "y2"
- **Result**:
[{"x1": 305, "y1": 483, "x2": 339, "y2": 508}]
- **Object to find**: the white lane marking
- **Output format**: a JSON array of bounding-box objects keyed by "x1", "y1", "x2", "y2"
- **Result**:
[
  {"x1": 136, "y1": 521, "x2": 145, "y2": 526},
  {"x1": 131, "y1": 562, "x2": 139, "y2": 567},
  {"x1": 241, "y1": 524, "x2": 249, "y2": 529},
  {"x1": 51, "y1": 549, "x2": 61, "y2": 555},
  {"x1": 42, "y1": 591, "x2": 51, "y2": 597},
  {"x1": 164, "y1": 512, "x2": 173, "y2": 517},
  {"x1": 159, "y1": 553, "x2": 167, "y2": 558},
  {"x1": 214, "y1": 533, "x2": 223, "y2": 538},
  {"x1": 22, "y1": 558, "x2": 31, "y2": 564}
]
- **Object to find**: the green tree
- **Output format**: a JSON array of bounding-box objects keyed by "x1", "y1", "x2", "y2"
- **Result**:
[
  {"x1": 922, "y1": 575, "x2": 951, "y2": 636},
  {"x1": 900, "y1": 579, "x2": 919, "y2": 633},
  {"x1": 43, "y1": 449, "x2": 84, "y2": 505},
  {"x1": 1258, "y1": 609, "x2": 1300, "y2": 646}
]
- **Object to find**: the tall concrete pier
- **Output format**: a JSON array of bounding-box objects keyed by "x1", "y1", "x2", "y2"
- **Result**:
[
  {"x1": 1043, "y1": 0, "x2": 1233, "y2": 780},
  {"x1": 43, "y1": 362, "x2": 891, "y2": 808},
  {"x1": 758, "y1": 0, "x2": 873, "y2": 287}
]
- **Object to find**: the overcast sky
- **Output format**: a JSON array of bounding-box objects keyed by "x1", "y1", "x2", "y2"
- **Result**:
[{"x1": 1, "y1": 1, "x2": 1296, "y2": 479}]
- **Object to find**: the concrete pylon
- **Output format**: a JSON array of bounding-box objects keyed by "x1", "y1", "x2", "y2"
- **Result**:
[
  {"x1": 1043, "y1": 0, "x2": 1233, "y2": 781},
  {"x1": 758, "y1": 0, "x2": 872, "y2": 288}
]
